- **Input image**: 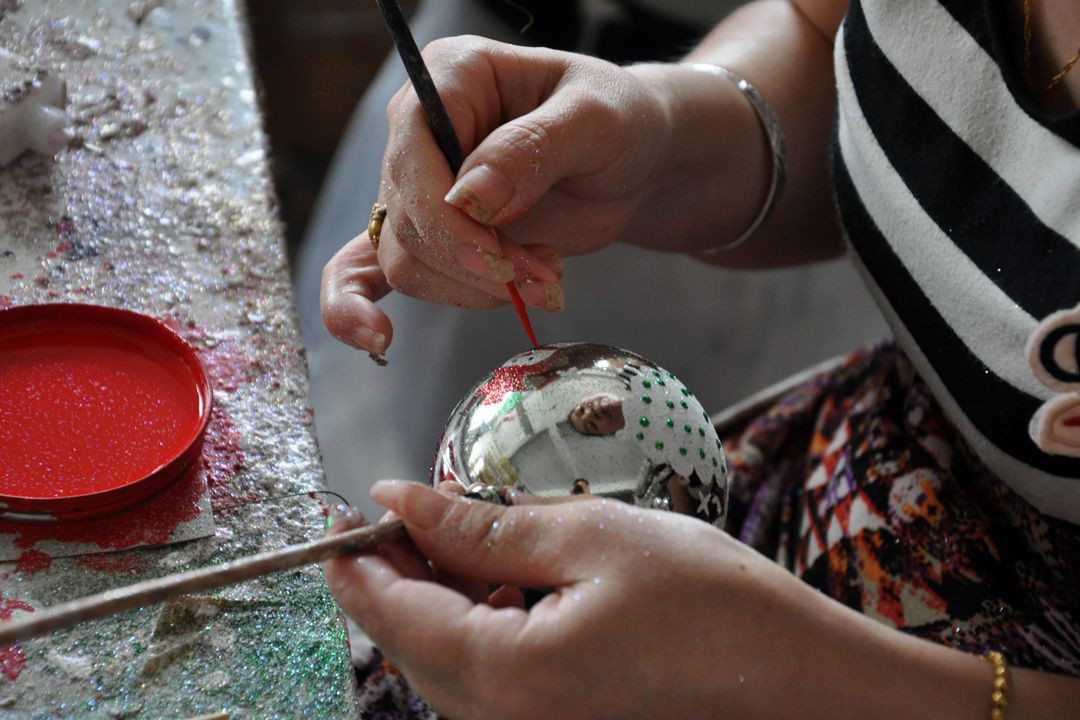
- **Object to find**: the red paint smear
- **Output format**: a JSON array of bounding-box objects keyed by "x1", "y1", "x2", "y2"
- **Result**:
[
  {"x1": 1063, "y1": 416, "x2": 1080, "y2": 428},
  {"x1": 0, "y1": 644, "x2": 26, "y2": 681},
  {"x1": 13, "y1": 549, "x2": 50, "y2": 575},
  {"x1": 0, "y1": 599, "x2": 33, "y2": 622},
  {"x1": 8, "y1": 274, "x2": 22, "y2": 281},
  {"x1": 0, "y1": 324, "x2": 203, "y2": 498},
  {"x1": 76, "y1": 552, "x2": 144, "y2": 574},
  {"x1": 201, "y1": 411, "x2": 246, "y2": 505},
  {"x1": 166, "y1": 319, "x2": 250, "y2": 393},
  {"x1": 0, "y1": 600, "x2": 33, "y2": 682},
  {"x1": 506, "y1": 282, "x2": 538, "y2": 349}
]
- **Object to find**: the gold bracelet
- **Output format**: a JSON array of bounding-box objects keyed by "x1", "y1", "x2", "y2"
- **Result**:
[{"x1": 984, "y1": 650, "x2": 1010, "y2": 720}]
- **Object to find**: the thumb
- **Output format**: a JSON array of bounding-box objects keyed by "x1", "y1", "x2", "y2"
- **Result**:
[{"x1": 370, "y1": 480, "x2": 608, "y2": 589}]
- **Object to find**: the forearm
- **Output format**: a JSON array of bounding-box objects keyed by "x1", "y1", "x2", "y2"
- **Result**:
[
  {"x1": 624, "y1": 0, "x2": 844, "y2": 267},
  {"x1": 799, "y1": 579, "x2": 1080, "y2": 720}
]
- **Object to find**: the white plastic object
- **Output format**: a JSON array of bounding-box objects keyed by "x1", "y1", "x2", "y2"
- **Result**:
[{"x1": 0, "y1": 47, "x2": 71, "y2": 166}]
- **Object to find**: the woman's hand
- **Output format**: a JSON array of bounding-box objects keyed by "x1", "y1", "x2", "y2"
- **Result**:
[
  {"x1": 320, "y1": 37, "x2": 676, "y2": 354},
  {"x1": 323, "y1": 482, "x2": 863, "y2": 719}
]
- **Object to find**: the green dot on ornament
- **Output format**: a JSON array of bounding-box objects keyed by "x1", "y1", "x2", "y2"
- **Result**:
[
  {"x1": 642, "y1": 395, "x2": 652, "y2": 404},
  {"x1": 657, "y1": 378, "x2": 665, "y2": 386},
  {"x1": 699, "y1": 448, "x2": 706, "y2": 459},
  {"x1": 665, "y1": 418, "x2": 674, "y2": 428},
  {"x1": 655, "y1": 441, "x2": 664, "y2": 450},
  {"x1": 679, "y1": 447, "x2": 687, "y2": 456},
  {"x1": 680, "y1": 400, "x2": 688, "y2": 409},
  {"x1": 667, "y1": 371, "x2": 675, "y2": 378},
  {"x1": 666, "y1": 400, "x2": 675, "y2": 409},
  {"x1": 712, "y1": 457, "x2": 719, "y2": 467},
  {"x1": 684, "y1": 424, "x2": 692, "y2": 433},
  {"x1": 639, "y1": 417, "x2": 650, "y2": 427},
  {"x1": 681, "y1": 388, "x2": 690, "y2": 396},
  {"x1": 642, "y1": 379, "x2": 652, "y2": 388},
  {"x1": 699, "y1": 428, "x2": 706, "y2": 437},
  {"x1": 636, "y1": 432, "x2": 644, "y2": 441}
]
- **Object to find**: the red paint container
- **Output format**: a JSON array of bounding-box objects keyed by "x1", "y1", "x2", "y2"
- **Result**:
[{"x1": 0, "y1": 304, "x2": 212, "y2": 523}]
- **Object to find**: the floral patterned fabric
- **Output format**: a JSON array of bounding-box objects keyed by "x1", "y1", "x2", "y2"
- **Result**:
[{"x1": 724, "y1": 342, "x2": 1080, "y2": 675}]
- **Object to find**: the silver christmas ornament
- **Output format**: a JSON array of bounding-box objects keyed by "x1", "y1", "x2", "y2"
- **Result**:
[{"x1": 432, "y1": 343, "x2": 727, "y2": 526}]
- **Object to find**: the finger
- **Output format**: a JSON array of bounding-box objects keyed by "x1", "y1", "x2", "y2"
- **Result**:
[
  {"x1": 378, "y1": 207, "x2": 564, "y2": 312},
  {"x1": 382, "y1": 70, "x2": 565, "y2": 296},
  {"x1": 377, "y1": 536, "x2": 434, "y2": 582},
  {"x1": 520, "y1": 243, "x2": 564, "y2": 279},
  {"x1": 323, "y1": 538, "x2": 529, "y2": 705},
  {"x1": 320, "y1": 232, "x2": 394, "y2": 353},
  {"x1": 442, "y1": 84, "x2": 642, "y2": 229},
  {"x1": 369, "y1": 480, "x2": 622, "y2": 588}
]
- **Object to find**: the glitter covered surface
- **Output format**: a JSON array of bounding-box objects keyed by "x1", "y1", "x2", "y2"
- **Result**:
[{"x1": 0, "y1": 1, "x2": 357, "y2": 716}]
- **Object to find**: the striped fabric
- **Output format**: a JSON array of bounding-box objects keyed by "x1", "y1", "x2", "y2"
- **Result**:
[{"x1": 833, "y1": 0, "x2": 1080, "y2": 523}]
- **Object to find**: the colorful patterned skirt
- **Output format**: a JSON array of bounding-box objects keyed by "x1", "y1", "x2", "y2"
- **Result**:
[{"x1": 353, "y1": 342, "x2": 1080, "y2": 718}]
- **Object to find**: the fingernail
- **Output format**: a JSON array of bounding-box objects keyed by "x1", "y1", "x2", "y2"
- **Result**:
[
  {"x1": 445, "y1": 164, "x2": 514, "y2": 224},
  {"x1": 351, "y1": 326, "x2": 386, "y2": 354},
  {"x1": 372, "y1": 480, "x2": 452, "y2": 530},
  {"x1": 327, "y1": 504, "x2": 364, "y2": 532},
  {"x1": 454, "y1": 243, "x2": 515, "y2": 283},
  {"x1": 534, "y1": 250, "x2": 564, "y2": 277},
  {"x1": 517, "y1": 279, "x2": 564, "y2": 312}
]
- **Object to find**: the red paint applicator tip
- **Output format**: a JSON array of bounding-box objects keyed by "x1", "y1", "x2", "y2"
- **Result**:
[{"x1": 506, "y1": 281, "x2": 539, "y2": 349}]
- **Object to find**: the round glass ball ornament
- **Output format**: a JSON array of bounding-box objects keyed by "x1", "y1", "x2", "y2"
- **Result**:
[{"x1": 431, "y1": 343, "x2": 728, "y2": 526}]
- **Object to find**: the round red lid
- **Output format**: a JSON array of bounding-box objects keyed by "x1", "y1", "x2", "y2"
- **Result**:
[{"x1": 0, "y1": 304, "x2": 213, "y2": 523}]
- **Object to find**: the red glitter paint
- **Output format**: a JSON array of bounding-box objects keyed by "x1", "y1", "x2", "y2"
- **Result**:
[
  {"x1": 0, "y1": 319, "x2": 204, "y2": 500},
  {"x1": 475, "y1": 361, "x2": 548, "y2": 404},
  {"x1": 0, "y1": 600, "x2": 33, "y2": 682},
  {"x1": 13, "y1": 549, "x2": 50, "y2": 575},
  {"x1": 201, "y1": 411, "x2": 246, "y2": 505}
]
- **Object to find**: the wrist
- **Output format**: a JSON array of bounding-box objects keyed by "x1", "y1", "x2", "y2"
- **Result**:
[{"x1": 623, "y1": 62, "x2": 772, "y2": 254}]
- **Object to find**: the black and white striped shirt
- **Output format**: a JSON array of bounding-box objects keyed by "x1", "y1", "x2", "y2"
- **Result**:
[{"x1": 833, "y1": 0, "x2": 1080, "y2": 523}]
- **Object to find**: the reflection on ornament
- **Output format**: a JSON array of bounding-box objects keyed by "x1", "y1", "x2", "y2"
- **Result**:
[{"x1": 432, "y1": 343, "x2": 728, "y2": 527}]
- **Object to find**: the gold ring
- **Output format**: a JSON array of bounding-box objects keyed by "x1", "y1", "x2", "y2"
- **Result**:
[{"x1": 368, "y1": 202, "x2": 387, "y2": 250}]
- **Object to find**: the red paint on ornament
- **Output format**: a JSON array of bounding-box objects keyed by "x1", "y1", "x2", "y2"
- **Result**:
[
  {"x1": 13, "y1": 549, "x2": 50, "y2": 574},
  {"x1": 8, "y1": 274, "x2": 22, "y2": 281},
  {"x1": 0, "y1": 297, "x2": 11, "y2": 311},
  {"x1": 475, "y1": 362, "x2": 548, "y2": 404}
]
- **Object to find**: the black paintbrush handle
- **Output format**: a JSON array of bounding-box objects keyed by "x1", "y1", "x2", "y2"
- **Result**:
[{"x1": 373, "y1": 0, "x2": 466, "y2": 174}]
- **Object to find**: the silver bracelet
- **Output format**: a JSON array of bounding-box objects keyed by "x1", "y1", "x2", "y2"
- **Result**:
[{"x1": 684, "y1": 63, "x2": 787, "y2": 253}]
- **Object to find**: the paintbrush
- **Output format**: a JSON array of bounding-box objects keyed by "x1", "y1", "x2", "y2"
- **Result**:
[
  {"x1": 0, "y1": 519, "x2": 406, "y2": 646},
  {"x1": 372, "y1": 0, "x2": 539, "y2": 348}
]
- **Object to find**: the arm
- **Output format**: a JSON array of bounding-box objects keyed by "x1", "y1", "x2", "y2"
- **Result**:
[
  {"x1": 325, "y1": 481, "x2": 1080, "y2": 720},
  {"x1": 320, "y1": 1, "x2": 852, "y2": 353},
  {"x1": 621, "y1": 0, "x2": 847, "y2": 266}
]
